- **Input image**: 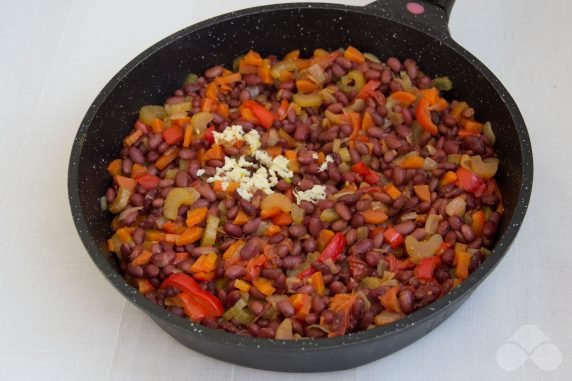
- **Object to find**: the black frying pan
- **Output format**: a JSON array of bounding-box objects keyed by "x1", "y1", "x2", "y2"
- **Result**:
[{"x1": 68, "y1": 0, "x2": 533, "y2": 372}]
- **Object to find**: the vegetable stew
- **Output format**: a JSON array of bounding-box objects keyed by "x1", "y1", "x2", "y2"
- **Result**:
[{"x1": 102, "y1": 46, "x2": 502, "y2": 339}]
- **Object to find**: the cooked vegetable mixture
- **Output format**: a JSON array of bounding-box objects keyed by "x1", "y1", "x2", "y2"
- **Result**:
[{"x1": 103, "y1": 46, "x2": 503, "y2": 339}]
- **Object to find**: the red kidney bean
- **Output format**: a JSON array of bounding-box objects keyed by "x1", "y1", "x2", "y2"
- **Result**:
[
  {"x1": 448, "y1": 215, "x2": 462, "y2": 231},
  {"x1": 283, "y1": 255, "x2": 303, "y2": 269},
  {"x1": 128, "y1": 146, "x2": 145, "y2": 164},
  {"x1": 334, "y1": 202, "x2": 351, "y2": 221},
  {"x1": 308, "y1": 217, "x2": 322, "y2": 238},
  {"x1": 204, "y1": 65, "x2": 223, "y2": 78},
  {"x1": 386, "y1": 57, "x2": 401, "y2": 72},
  {"x1": 331, "y1": 220, "x2": 348, "y2": 232},
  {"x1": 294, "y1": 123, "x2": 310, "y2": 141},
  {"x1": 196, "y1": 183, "x2": 216, "y2": 202},
  {"x1": 461, "y1": 224, "x2": 475, "y2": 242},
  {"x1": 393, "y1": 220, "x2": 415, "y2": 235},
  {"x1": 355, "y1": 140, "x2": 369, "y2": 155},
  {"x1": 350, "y1": 213, "x2": 364, "y2": 228},
  {"x1": 303, "y1": 237, "x2": 317, "y2": 252},
  {"x1": 225, "y1": 264, "x2": 246, "y2": 280},
  {"x1": 224, "y1": 222, "x2": 242, "y2": 237},
  {"x1": 367, "y1": 126, "x2": 384, "y2": 138},
  {"x1": 331, "y1": 63, "x2": 346, "y2": 77},
  {"x1": 289, "y1": 224, "x2": 307, "y2": 238},
  {"x1": 268, "y1": 234, "x2": 285, "y2": 244},
  {"x1": 335, "y1": 56, "x2": 352, "y2": 69},
  {"x1": 350, "y1": 239, "x2": 373, "y2": 256},
  {"x1": 276, "y1": 300, "x2": 295, "y2": 317},
  {"x1": 462, "y1": 135, "x2": 485, "y2": 154}
]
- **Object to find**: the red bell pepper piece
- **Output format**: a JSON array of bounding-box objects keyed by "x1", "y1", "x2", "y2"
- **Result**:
[
  {"x1": 243, "y1": 100, "x2": 276, "y2": 128},
  {"x1": 318, "y1": 232, "x2": 346, "y2": 263},
  {"x1": 387, "y1": 254, "x2": 416, "y2": 272},
  {"x1": 161, "y1": 273, "x2": 224, "y2": 320},
  {"x1": 297, "y1": 267, "x2": 315, "y2": 280},
  {"x1": 456, "y1": 167, "x2": 487, "y2": 197},
  {"x1": 357, "y1": 80, "x2": 384, "y2": 104},
  {"x1": 245, "y1": 255, "x2": 267, "y2": 281},
  {"x1": 415, "y1": 98, "x2": 438, "y2": 135},
  {"x1": 162, "y1": 124, "x2": 184, "y2": 145},
  {"x1": 351, "y1": 162, "x2": 380, "y2": 185},
  {"x1": 416, "y1": 256, "x2": 441, "y2": 280},
  {"x1": 384, "y1": 228, "x2": 404, "y2": 249},
  {"x1": 203, "y1": 126, "x2": 215, "y2": 144},
  {"x1": 136, "y1": 174, "x2": 161, "y2": 190}
]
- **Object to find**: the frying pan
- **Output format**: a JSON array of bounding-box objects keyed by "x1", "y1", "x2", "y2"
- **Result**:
[{"x1": 68, "y1": 0, "x2": 533, "y2": 372}]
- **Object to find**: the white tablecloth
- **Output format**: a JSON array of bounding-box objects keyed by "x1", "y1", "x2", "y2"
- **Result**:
[{"x1": 0, "y1": 0, "x2": 570, "y2": 379}]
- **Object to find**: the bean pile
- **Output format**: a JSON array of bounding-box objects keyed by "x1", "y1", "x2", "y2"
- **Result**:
[{"x1": 103, "y1": 46, "x2": 503, "y2": 339}]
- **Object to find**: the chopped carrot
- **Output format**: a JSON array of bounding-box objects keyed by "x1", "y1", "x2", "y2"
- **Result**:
[
  {"x1": 150, "y1": 118, "x2": 164, "y2": 133},
  {"x1": 266, "y1": 224, "x2": 282, "y2": 237},
  {"x1": 361, "y1": 210, "x2": 388, "y2": 224},
  {"x1": 234, "y1": 279, "x2": 251, "y2": 292},
  {"x1": 317, "y1": 151, "x2": 326, "y2": 164},
  {"x1": 461, "y1": 119, "x2": 484, "y2": 134},
  {"x1": 215, "y1": 72, "x2": 241, "y2": 85},
  {"x1": 191, "y1": 252, "x2": 218, "y2": 273},
  {"x1": 454, "y1": 251, "x2": 471, "y2": 280},
  {"x1": 223, "y1": 240, "x2": 245, "y2": 260},
  {"x1": 389, "y1": 91, "x2": 417, "y2": 107},
  {"x1": 361, "y1": 111, "x2": 375, "y2": 131},
  {"x1": 272, "y1": 211, "x2": 293, "y2": 226},
  {"x1": 413, "y1": 184, "x2": 431, "y2": 202},
  {"x1": 136, "y1": 279, "x2": 155, "y2": 295},
  {"x1": 260, "y1": 207, "x2": 282, "y2": 219},
  {"x1": 400, "y1": 155, "x2": 424, "y2": 169},
  {"x1": 164, "y1": 234, "x2": 178, "y2": 244},
  {"x1": 226, "y1": 181, "x2": 240, "y2": 195},
  {"x1": 162, "y1": 221, "x2": 186, "y2": 234},
  {"x1": 155, "y1": 147, "x2": 179, "y2": 170},
  {"x1": 284, "y1": 150, "x2": 299, "y2": 172},
  {"x1": 211, "y1": 180, "x2": 223, "y2": 192},
  {"x1": 253, "y1": 277, "x2": 276, "y2": 296},
  {"x1": 296, "y1": 79, "x2": 319, "y2": 94},
  {"x1": 284, "y1": 49, "x2": 300, "y2": 60},
  {"x1": 202, "y1": 144, "x2": 224, "y2": 162},
  {"x1": 472, "y1": 210, "x2": 485, "y2": 237},
  {"x1": 379, "y1": 286, "x2": 402, "y2": 313},
  {"x1": 107, "y1": 159, "x2": 122, "y2": 177},
  {"x1": 205, "y1": 82, "x2": 218, "y2": 101},
  {"x1": 200, "y1": 98, "x2": 215, "y2": 112},
  {"x1": 289, "y1": 293, "x2": 312, "y2": 319},
  {"x1": 174, "y1": 252, "x2": 189, "y2": 265},
  {"x1": 123, "y1": 129, "x2": 143, "y2": 147},
  {"x1": 116, "y1": 227, "x2": 133, "y2": 243},
  {"x1": 243, "y1": 50, "x2": 263, "y2": 66},
  {"x1": 131, "y1": 163, "x2": 147, "y2": 179},
  {"x1": 238, "y1": 61, "x2": 258, "y2": 74},
  {"x1": 240, "y1": 106, "x2": 258, "y2": 123},
  {"x1": 309, "y1": 271, "x2": 325, "y2": 296},
  {"x1": 344, "y1": 45, "x2": 365, "y2": 64},
  {"x1": 194, "y1": 271, "x2": 215, "y2": 281},
  {"x1": 145, "y1": 230, "x2": 166, "y2": 242},
  {"x1": 175, "y1": 227, "x2": 204, "y2": 246},
  {"x1": 384, "y1": 183, "x2": 402, "y2": 200},
  {"x1": 440, "y1": 170, "x2": 458, "y2": 187},
  {"x1": 349, "y1": 111, "x2": 362, "y2": 140},
  {"x1": 450, "y1": 101, "x2": 469, "y2": 120},
  {"x1": 131, "y1": 249, "x2": 153, "y2": 266},
  {"x1": 233, "y1": 210, "x2": 250, "y2": 226},
  {"x1": 183, "y1": 124, "x2": 193, "y2": 148},
  {"x1": 277, "y1": 99, "x2": 290, "y2": 120},
  {"x1": 317, "y1": 229, "x2": 335, "y2": 251},
  {"x1": 217, "y1": 102, "x2": 229, "y2": 118},
  {"x1": 266, "y1": 146, "x2": 282, "y2": 157},
  {"x1": 114, "y1": 175, "x2": 138, "y2": 192},
  {"x1": 258, "y1": 59, "x2": 273, "y2": 85},
  {"x1": 186, "y1": 207, "x2": 208, "y2": 227},
  {"x1": 313, "y1": 48, "x2": 328, "y2": 58}
]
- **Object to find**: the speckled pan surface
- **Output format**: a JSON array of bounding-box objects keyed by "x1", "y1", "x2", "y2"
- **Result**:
[{"x1": 68, "y1": 0, "x2": 532, "y2": 372}]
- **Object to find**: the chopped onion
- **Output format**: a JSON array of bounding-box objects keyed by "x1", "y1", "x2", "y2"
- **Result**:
[
  {"x1": 347, "y1": 98, "x2": 366, "y2": 112},
  {"x1": 425, "y1": 214, "x2": 442, "y2": 235},
  {"x1": 99, "y1": 196, "x2": 108, "y2": 211},
  {"x1": 323, "y1": 258, "x2": 340, "y2": 274},
  {"x1": 291, "y1": 204, "x2": 305, "y2": 225},
  {"x1": 356, "y1": 226, "x2": 369, "y2": 241},
  {"x1": 256, "y1": 221, "x2": 270, "y2": 236},
  {"x1": 332, "y1": 138, "x2": 342, "y2": 153},
  {"x1": 320, "y1": 208, "x2": 339, "y2": 222},
  {"x1": 423, "y1": 157, "x2": 438, "y2": 171},
  {"x1": 339, "y1": 147, "x2": 351, "y2": 163},
  {"x1": 275, "y1": 318, "x2": 294, "y2": 340},
  {"x1": 307, "y1": 64, "x2": 326, "y2": 87},
  {"x1": 118, "y1": 206, "x2": 143, "y2": 222},
  {"x1": 374, "y1": 310, "x2": 404, "y2": 326},
  {"x1": 426, "y1": 145, "x2": 437, "y2": 155},
  {"x1": 246, "y1": 86, "x2": 260, "y2": 98},
  {"x1": 223, "y1": 298, "x2": 248, "y2": 321},
  {"x1": 364, "y1": 52, "x2": 381, "y2": 63},
  {"x1": 267, "y1": 128, "x2": 280, "y2": 147},
  {"x1": 400, "y1": 211, "x2": 418, "y2": 221},
  {"x1": 201, "y1": 215, "x2": 220, "y2": 246},
  {"x1": 405, "y1": 234, "x2": 443, "y2": 263},
  {"x1": 483, "y1": 121, "x2": 496, "y2": 145},
  {"x1": 447, "y1": 154, "x2": 461, "y2": 165},
  {"x1": 446, "y1": 196, "x2": 466, "y2": 217},
  {"x1": 470, "y1": 155, "x2": 499, "y2": 179}
]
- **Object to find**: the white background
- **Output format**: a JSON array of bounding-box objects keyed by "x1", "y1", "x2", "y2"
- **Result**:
[{"x1": 0, "y1": 0, "x2": 570, "y2": 379}]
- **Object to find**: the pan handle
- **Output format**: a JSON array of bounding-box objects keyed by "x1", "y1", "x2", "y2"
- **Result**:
[{"x1": 364, "y1": 0, "x2": 456, "y2": 35}]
